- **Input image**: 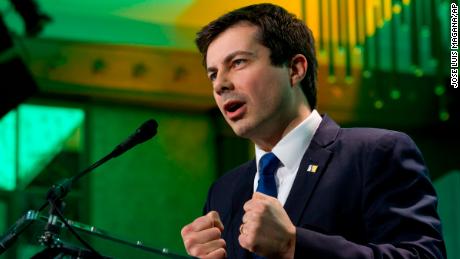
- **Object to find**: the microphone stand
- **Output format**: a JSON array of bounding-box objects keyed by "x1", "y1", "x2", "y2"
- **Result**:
[
  {"x1": 0, "y1": 140, "x2": 122, "y2": 255},
  {"x1": 31, "y1": 149, "x2": 120, "y2": 258},
  {"x1": 45, "y1": 147, "x2": 119, "y2": 208},
  {"x1": 32, "y1": 196, "x2": 111, "y2": 258},
  {"x1": 1, "y1": 119, "x2": 195, "y2": 258},
  {"x1": 0, "y1": 148, "x2": 113, "y2": 258},
  {"x1": 29, "y1": 144, "x2": 124, "y2": 258}
]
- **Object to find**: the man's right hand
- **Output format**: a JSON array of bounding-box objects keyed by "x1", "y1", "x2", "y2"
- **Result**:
[{"x1": 181, "y1": 211, "x2": 227, "y2": 259}]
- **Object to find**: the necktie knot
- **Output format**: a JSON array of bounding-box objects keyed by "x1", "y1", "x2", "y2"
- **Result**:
[{"x1": 256, "y1": 152, "x2": 280, "y2": 198}]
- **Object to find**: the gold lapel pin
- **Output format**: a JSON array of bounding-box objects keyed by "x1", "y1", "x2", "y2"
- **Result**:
[{"x1": 307, "y1": 164, "x2": 318, "y2": 173}]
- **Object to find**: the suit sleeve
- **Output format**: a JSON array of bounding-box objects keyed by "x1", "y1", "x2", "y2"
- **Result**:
[{"x1": 294, "y1": 132, "x2": 446, "y2": 258}]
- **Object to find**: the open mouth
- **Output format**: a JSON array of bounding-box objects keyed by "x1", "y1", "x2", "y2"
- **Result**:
[
  {"x1": 223, "y1": 100, "x2": 246, "y2": 120},
  {"x1": 226, "y1": 102, "x2": 243, "y2": 112}
]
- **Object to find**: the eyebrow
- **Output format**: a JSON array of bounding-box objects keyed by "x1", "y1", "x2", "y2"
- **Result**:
[{"x1": 206, "y1": 50, "x2": 256, "y2": 73}]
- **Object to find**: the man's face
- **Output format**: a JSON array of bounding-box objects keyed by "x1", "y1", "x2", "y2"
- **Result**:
[{"x1": 206, "y1": 23, "x2": 294, "y2": 142}]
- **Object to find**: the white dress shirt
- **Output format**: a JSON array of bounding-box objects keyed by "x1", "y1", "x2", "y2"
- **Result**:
[{"x1": 253, "y1": 109, "x2": 322, "y2": 206}]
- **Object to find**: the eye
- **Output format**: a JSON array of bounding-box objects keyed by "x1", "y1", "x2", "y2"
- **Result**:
[
  {"x1": 232, "y1": 59, "x2": 246, "y2": 68},
  {"x1": 208, "y1": 72, "x2": 217, "y2": 81}
]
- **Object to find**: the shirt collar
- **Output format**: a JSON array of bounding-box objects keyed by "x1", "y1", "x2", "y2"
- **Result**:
[{"x1": 255, "y1": 109, "x2": 322, "y2": 171}]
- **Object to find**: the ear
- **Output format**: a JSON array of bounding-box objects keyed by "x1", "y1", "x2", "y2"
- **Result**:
[{"x1": 289, "y1": 54, "x2": 308, "y2": 87}]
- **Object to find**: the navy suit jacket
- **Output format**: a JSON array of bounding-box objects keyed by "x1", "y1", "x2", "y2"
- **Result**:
[{"x1": 203, "y1": 115, "x2": 446, "y2": 258}]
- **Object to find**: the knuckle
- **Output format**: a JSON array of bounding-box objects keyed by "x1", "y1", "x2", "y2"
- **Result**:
[
  {"x1": 216, "y1": 247, "x2": 226, "y2": 257},
  {"x1": 247, "y1": 233, "x2": 256, "y2": 245},
  {"x1": 238, "y1": 235, "x2": 247, "y2": 249},
  {"x1": 183, "y1": 239, "x2": 193, "y2": 251},
  {"x1": 208, "y1": 211, "x2": 220, "y2": 223},
  {"x1": 243, "y1": 200, "x2": 252, "y2": 211},
  {"x1": 194, "y1": 245, "x2": 205, "y2": 255},
  {"x1": 189, "y1": 247, "x2": 198, "y2": 256},
  {"x1": 193, "y1": 216, "x2": 205, "y2": 225},
  {"x1": 218, "y1": 238, "x2": 226, "y2": 248},
  {"x1": 184, "y1": 235, "x2": 198, "y2": 250},
  {"x1": 181, "y1": 225, "x2": 190, "y2": 236},
  {"x1": 188, "y1": 234, "x2": 198, "y2": 244},
  {"x1": 211, "y1": 227, "x2": 221, "y2": 236},
  {"x1": 211, "y1": 210, "x2": 220, "y2": 218},
  {"x1": 189, "y1": 244, "x2": 203, "y2": 256}
]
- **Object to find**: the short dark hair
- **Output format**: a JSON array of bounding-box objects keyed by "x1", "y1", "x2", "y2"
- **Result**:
[{"x1": 195, "y1": 3, "x2": 318, "y2": 109}]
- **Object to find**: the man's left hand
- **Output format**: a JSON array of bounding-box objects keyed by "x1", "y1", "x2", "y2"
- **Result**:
[{"x1": 238, "y1": 192, "x2": 296, "y2": 259}]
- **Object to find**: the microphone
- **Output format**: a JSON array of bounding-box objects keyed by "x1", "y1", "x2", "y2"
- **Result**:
[
  {"x1": 46, "y1": 119, "x2": 158, "y2": 202},
  {"x1": 0, "y1": 119, "x2": 159, "y2": 256},
  {"x1": 109, "y1": 119, "x2": 158, "y2": 158}
]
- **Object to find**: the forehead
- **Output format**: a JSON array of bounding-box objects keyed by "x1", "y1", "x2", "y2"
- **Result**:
[{"x1": 206, "y1": 23, "x2": 262, "y2": 66}]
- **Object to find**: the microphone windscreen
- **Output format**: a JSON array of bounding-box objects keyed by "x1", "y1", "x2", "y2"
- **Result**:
[
  {"x1": 110, "y1": 119, "x2": 158, "y2": 158},
  {"x1": 135, "y1": 119, "x2": 158, "y2": 144}
]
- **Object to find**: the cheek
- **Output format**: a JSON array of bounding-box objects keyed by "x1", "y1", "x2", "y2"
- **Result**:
[
  {"x1": 236, "y1": 71, "x2": 268, "y2": 96},
  {"x1": 252, "y1": 71, "x2": 287, "y2": 101}
]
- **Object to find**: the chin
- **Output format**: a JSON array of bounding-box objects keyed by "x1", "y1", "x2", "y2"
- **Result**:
[
  {"x1": 229, "y1": 122, "x2": 255, "y2": 139},
  {"x1": 229, "y1": 125, "x2": 245, "y2": 137}
]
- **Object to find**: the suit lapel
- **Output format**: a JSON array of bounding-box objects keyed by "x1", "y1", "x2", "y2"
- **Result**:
[{"x1": 283, "y1": 115, "x2": 339, "y2": 225}]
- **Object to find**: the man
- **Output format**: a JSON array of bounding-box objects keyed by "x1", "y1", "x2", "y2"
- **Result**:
[{"x1": 181, "y1": 3, "x2": 446, "y2": 259}]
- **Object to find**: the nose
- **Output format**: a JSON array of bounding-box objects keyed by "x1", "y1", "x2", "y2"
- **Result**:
[{"x1": 213, "y1": 72, "x2": 234, "y2": 95}]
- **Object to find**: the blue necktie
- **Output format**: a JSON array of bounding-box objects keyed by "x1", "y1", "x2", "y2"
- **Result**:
[
  {"x1": 256, "y1": 152, "x2": 280, "y2": 198},
  {"x1": 253, "y1": 153, "x2": 280, "y2": 259}
]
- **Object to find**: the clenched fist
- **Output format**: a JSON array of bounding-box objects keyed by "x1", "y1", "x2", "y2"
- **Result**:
[
  {"x1": 181, "y1": 211, "x2": 227, "y2": 259},
  {"x1": 239, "y1": 192, "x2": 296, "y2": 259}
]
